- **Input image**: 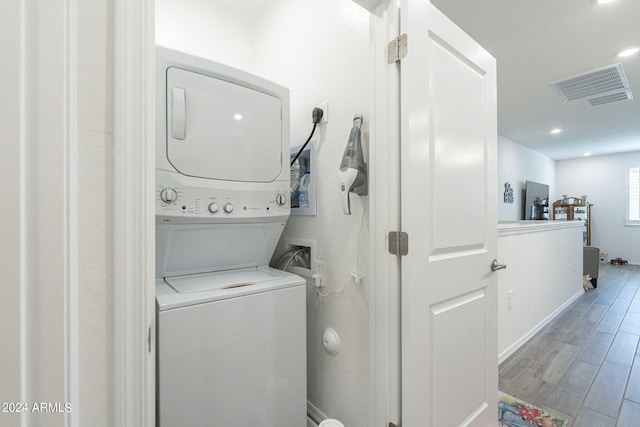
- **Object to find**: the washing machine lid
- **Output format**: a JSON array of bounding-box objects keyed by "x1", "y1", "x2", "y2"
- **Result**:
[
  {"x1": 165, "y1": 66, "x2": 283, "y2": 182},
  {"x1": 156, "y1": 266, "x2": 305, "y2": 311},
  {"x1": 155, "y1": 221, "x2": 286, "y2": 278},
  {"x1": 165, "y1": 268, "x2": 284, "y2": 294}
]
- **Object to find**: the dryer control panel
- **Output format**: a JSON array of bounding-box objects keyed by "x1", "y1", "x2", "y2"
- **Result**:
[{"x1": 156, "y1": 171, "x2": 289, "y2": 224}]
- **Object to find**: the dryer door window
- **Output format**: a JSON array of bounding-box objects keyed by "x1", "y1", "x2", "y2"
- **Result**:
[{"x1": 166, "y1": 67, "x2": 283, "y2": 182}]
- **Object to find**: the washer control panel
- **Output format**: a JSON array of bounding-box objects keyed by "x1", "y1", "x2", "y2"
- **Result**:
[{"x1": 156, "y1": 172, "x2": 289, "y2": 222}]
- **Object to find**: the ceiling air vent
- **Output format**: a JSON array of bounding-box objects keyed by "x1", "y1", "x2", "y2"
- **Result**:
[
  {"x1": 549, "y1": 63, "x2": 629, "y2": 101},
  {"x1": 584, "y1": 89, "x2": 634, "y2": 107}
]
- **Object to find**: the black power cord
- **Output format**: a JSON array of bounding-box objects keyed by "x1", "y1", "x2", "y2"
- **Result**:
[{"x1": 290, "y1": 107, "x2": 324, "y2": 166}]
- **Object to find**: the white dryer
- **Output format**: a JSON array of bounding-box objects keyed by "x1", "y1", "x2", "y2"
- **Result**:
[{"x1": 155, "y1": 47, "x2": 306, "y2": 427}]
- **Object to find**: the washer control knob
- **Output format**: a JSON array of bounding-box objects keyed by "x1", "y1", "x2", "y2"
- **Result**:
[
  {"x1": 160, "y1": 188, "x2": 178, "y2": 204},
  {"x1": 276, "y1": 194, "x2": 287, "y2": 206},
  {"x1": 223, "y1": 203, "x2": 234, "y2": 213},
  {"x1": 208, "y1": 203, "x2": 219, "y2": 214}
]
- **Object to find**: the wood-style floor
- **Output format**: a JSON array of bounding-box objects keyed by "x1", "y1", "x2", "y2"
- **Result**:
[{"x1": 499, "y1": 263, "x2": 640, "y2": 427}]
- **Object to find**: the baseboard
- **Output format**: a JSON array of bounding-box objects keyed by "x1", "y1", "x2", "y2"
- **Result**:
[
  {"x1": 499, "y1": 289, "x2": 583, "y2": 364},
  {"x1": 307, "y1": 401, "x2": 327, "y2": 425}
]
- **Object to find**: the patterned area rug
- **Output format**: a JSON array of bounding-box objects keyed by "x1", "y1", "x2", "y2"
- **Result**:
[{"x1": 498, "y1": 392, "x2": 568, "y2": 427}]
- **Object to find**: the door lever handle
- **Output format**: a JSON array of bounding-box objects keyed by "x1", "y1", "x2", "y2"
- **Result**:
[{"x1": 491, "y1": 259, "x2": 507, "y2": 272}]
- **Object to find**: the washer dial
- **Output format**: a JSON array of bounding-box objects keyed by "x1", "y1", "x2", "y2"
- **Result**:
[
  {"x1": 276, "y1": 194, "x2": 287, "y2": 206},
  {"x1": 160, "y1": 188, "x2": 178, "y2": 204}
]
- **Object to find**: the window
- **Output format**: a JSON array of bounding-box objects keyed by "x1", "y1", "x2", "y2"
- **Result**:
[{"x1": 628, "y1": 163, "x2": 640, "y2": 225}]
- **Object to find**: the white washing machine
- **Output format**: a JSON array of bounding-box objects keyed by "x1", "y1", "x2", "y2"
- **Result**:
[
  {"x1": 155, "y1": 47, "x2": 306, "y2": 427},
  {"x1": 156, "y1": 268, "x2": 306, "y2": 426}
]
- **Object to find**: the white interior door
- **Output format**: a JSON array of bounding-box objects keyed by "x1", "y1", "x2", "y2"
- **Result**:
[{"x1": 399, "y1": 1, "x2": 498, "y2": 426}]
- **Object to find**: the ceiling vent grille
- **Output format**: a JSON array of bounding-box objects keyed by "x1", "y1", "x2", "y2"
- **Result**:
[
  {"x1": 549, "y1": 63, "x2": 629, "y2": 101},
  {"x1": 584, "y1": 89, "x2": 633, "y2": 107}
]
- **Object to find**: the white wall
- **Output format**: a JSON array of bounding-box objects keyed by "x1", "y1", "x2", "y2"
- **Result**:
[
  {"x1": 498, "y1": 135, "x2": 557, "y2": 220},
  {"x1": 253, "y1": 4, "x2": 370, "y2": 425},
  {"x1": 156, "y1": 0, "x2": 255, "y2": 72},
  {"x1": 155, "y1": 1, "x2": 371, "y2": 425},
  {"x1": 557, "y1": 151, "x2": 640, "y2": 264},
  {"x1": 498, "y1": 223, "x2": 583, "y2": 362}
]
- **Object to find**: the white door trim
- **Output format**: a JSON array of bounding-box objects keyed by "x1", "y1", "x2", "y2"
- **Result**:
[
  {"x1": 369, "y1": 2, "x2": 401, "y2": 426},
  {"x1": 64, "y1": 1, "x2": 80, "y2": 423},
  {"x1": 10, "y1": 0, "x2": 81, "y2": 423},
  {"x1": 112, "y1": 0, "x2": 156, "y2": 425}
]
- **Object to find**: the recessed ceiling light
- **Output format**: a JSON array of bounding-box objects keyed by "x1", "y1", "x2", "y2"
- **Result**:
[
  {"x1": 595, "y1": 0, "x2": 616, "y2": 4},
  {"x1": 550, "y1": 128, "x2": 563, "y2": 134},
  {"x1": 618, "y1": 47, "x2": 640, "y2": 58},
  {"x1": 584, "y1": 152, "x2": 592, "y2": 157},
  {"x1": 233, "y1": 113, "x2": 243, "y2": 121}
]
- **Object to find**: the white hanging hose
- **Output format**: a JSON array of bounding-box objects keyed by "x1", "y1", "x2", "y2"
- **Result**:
[{"x1": 316, "y1": 205, "x2": 367, "y2": 298}]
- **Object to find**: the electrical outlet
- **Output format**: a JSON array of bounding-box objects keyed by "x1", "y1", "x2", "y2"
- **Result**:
[
  {"x1": 312, "y1": 273, "x2": 324, "y2": 288},
  {"x1": 508, "y1": 290, "x2": 513, "y2": 310},
  {"x1": 314, "y1": 101, "x2": 328, "y2": 124}
]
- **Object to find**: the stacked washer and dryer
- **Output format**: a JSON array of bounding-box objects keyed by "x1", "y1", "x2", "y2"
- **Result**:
[{"x1": 155, "y1": 47, "x2": 306, "y2": 427}]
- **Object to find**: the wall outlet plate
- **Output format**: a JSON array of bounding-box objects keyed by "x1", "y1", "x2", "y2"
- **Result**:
[{"x1": 314, "y1": 101, "x2": 328, "y2": 124}]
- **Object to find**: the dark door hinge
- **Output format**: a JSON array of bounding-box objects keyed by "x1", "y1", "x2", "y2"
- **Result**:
[{"x1": 388, "y1": 231, "x2": 408, "y2": 256}]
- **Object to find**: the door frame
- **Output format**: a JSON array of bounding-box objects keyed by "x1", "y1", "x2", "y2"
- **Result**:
[
  {"x1": 112, "y1": 0, "x2": 156, "y2": 425},
  {"x1": 368, "y1": 1, "x2": 402, "y2": 426},
  {"x1": 111, "y1": 1, "x2": 400, "y2": 426}
]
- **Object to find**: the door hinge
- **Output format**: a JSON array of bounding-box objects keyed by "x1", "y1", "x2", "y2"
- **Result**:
[
  {"x1": 388, "y1": 231, "x2": 408, "y2": 256},
  {"x1": 148, "y1": 325, "x2": 152, "y2": 353},
  {"x1": 387, "y1": 33, "x2": 408, "y2": 64}
]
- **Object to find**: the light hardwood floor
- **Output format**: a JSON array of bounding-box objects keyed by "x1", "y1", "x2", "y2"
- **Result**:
[{"x1": 499, "y1": 263, "x2": 640, "y2": 427}]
